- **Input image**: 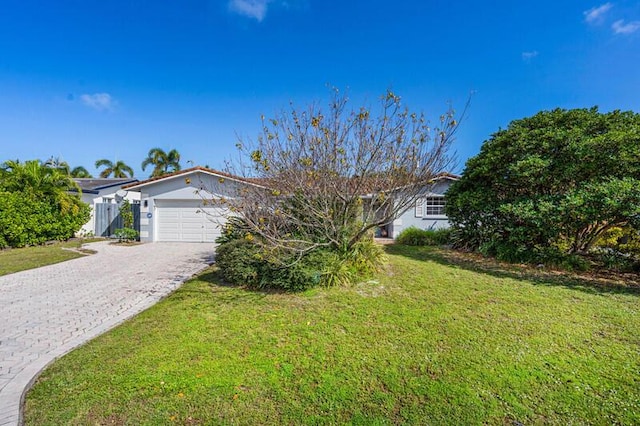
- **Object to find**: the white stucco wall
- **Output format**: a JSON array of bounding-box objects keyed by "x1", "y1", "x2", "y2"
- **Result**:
[
  {"x1": 132, "y1": 171, "x2": 243, "y2": 242},
  {"x1": 390, "y1": 179, "x2": 456, "y2": 238}
]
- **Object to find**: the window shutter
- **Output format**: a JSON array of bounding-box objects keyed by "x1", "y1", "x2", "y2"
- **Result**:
[{"x1": 415, "y1": 198, "x2": 424, "y2": 217}]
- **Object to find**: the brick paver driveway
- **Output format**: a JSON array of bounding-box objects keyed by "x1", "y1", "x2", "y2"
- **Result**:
[{"x1": 0, "y1": 241, "x2": 213, "y2": 425}]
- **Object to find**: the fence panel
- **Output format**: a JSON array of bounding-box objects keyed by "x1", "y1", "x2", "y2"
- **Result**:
[{"x1": 94, "y1": 203, "x2": 141, "y2": 237}]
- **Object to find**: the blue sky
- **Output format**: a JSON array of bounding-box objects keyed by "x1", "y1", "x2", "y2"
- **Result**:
[{"x1": 1, "y1": 0, "x2": 639, "y2": 178}]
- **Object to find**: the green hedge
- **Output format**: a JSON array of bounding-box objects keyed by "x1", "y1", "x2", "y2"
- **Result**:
[
  {"x1": 396, "y1": 227, "x2": 452, "y2": 246},
  {"x1": 0, "y1": 191, "x2": 90, "y2": 248},
  {"x1": 215, "y1": 237, "x2": 386, "y2": 291},
  {"x1": 215, "y1": 239, "x2": 325, "y2": 291}
]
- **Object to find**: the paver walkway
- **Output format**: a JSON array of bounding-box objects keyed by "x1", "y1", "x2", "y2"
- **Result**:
[{"x1": 0, "y1": 241, "x2": 214, "y2": 425}]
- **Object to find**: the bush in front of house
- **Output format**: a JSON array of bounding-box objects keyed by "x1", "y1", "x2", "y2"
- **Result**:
[
  {"x1": 214, "y1": 223, "x2": 386, "y2": 291},
  {"x1": 114, "y1": 227, "x2": 139, "y2": 243},
  {"x1": 396, "y1": 227, "x2": 452, "y2": 246},
  {"x1": 214, "y1": 239, "x2": 324, "y2": 291},
  {"x1": 214, "y1": 239, "x2": 261, "y2": 286}
]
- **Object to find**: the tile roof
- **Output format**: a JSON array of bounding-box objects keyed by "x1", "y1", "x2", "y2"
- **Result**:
[
  {"x1": 122, "y1": 166, "x2": 260, "y2": 190},
  {"x1": 121, "y1": 167, "x2": 458, "y2": 192},
  {"x1": 432, "y1": 172, "x2": 461, "y2": 181}
]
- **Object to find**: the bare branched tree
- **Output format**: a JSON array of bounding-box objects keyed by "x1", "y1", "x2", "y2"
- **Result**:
[{"x1": 220, "y1": 89, "x2": 464, "y2": 254}]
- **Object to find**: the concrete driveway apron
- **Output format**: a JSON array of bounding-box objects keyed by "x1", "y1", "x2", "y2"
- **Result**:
[{"x1": 0, "y1": 241, "x2": 213, "y2": 425}]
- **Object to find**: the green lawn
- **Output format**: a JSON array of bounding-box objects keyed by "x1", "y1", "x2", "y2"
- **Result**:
[
  {"x1": 25, "y1": 245, "x2": 640, "y2": 425},
  {"x1": 0, "y1": 239, "x2": 102, "y2": 277}
]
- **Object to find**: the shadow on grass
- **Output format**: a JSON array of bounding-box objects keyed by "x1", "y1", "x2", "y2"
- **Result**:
[{"x1": 385, "y1": 244, "x2": 640, "y2": 297}]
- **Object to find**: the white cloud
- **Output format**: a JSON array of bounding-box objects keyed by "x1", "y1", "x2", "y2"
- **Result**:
[
  {"x1": 228, "y1": 0, "x2": 271, "y2": 22},
  {"x1": 584, "y1": 3, "x2": 613, "y2": 24},
  {"x1": 522, "y1": 51, "x2": 539, "y2": 62},
  {"x1": 612, "y1": 19, "x2": 640, "y2": 34},
  {"x1": 80, "y1": 93, "x2": 115, "y2": 111}
]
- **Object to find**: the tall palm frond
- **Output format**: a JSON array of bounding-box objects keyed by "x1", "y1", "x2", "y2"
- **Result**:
[
  {"x1": 1, "y1": 159, "x2": 79, "y2": 197},
  {"x1": 70, "y1": 166, "x2": 93, "y2": 178},
  {"x1": 44, "y1": 157, "x2": 70, "y2": 174},
  {"x1": 95, "y1": 159, "x2": 134, "y2": 178},
  {"x1": 141, "y1": 147, "x2": 181, "y2": 178}
]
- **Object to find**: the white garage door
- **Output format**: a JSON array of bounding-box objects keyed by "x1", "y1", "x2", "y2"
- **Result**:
[{"x1": 156, "y1": 201, "x2": 226, "y2": 242}]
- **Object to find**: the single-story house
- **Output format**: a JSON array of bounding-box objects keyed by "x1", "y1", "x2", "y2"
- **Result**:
[
  {"x1": 120, "y1": 167, "x2": 458, "y2": 243},
  {"x1": 74, "y1": 178, "x2": 140, "y2": 236},
  {"x1": 123, "y1": 167, "x2": 254, "y2": 243},
  {"x1": 383, "y1": 173, "x2": 459, "y2": 239}
]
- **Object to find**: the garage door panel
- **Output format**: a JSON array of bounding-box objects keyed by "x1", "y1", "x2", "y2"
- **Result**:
[
  {"x1": 181, "y1": 212, "x2": 202, "y2": 220},
  {"x1": 156, "y1": 201, "x2": 225, "y2": 242},
  {"x1": 181, "y1": 221, "x2": 202, "y2": 228},
  {"x1": 160, "y1": 210, "x2": 180, "y2": 219},
  {"x1": 181, "y1": 232, "x2": 206, "y2": 242},
  {"x1": 161, "y1": 233, "x2": 181, "y2": 241}
]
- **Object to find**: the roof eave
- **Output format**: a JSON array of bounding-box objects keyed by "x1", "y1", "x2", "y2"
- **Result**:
[
  {"x1": 92, "y1": 179, "x2": 138, "y2": 191},
  {"x1": 123, "y1": 166, "x2": 264, "y2": 191}
]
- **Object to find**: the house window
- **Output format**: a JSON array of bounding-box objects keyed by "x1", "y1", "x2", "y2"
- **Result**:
[
  {"x1": 425, "y1": 196, "x2": 446, "y2": 216},
  {"x1": 102, "y1": 197, "x2": 115, "y2": 203},
  {"x1": 415, "y1": 196, "x2": 446, "y2": 217}
]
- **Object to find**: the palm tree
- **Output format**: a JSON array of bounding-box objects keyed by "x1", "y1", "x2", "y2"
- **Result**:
[
  {"x1": 1, "y1": 159, "x2": 78, "y2": 197},
  {"x1": 44, "y1": 156, "x2": 70, "y2": 175},
  {"x1": 44, "y1": 158, "x2": 94, "y2": 178},
  {"x1": 95, "y1": 159, "x2": 134, "y2": 178},
  {"x1": 70, "y1": 166, "x2": 93, "y2": 178},
  {"x1": 141, "y1": 148, "x2": 181, "y2": 178}
]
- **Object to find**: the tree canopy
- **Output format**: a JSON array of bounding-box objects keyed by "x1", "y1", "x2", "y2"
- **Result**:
[
  {"x1": 446, "y1": 107, "x2": 640, "y2": 262},
  {"x1": 220, "y1": 90, "x2": 461, "y2": 254},
  {"x1": 213, "y1": 90, "x2": 462, "y2": 290}
]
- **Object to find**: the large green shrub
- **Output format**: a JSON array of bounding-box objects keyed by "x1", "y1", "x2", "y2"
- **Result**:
[
  {"x1": 0, "y1": 158, "x2": 90, "y2": 248},
  {"x1": 446, "y1": 108, "x2": 640, "y2": 264},
  {"x1": 214, "y1": 239, "x2": 262, "y2": 286},
  {"x1": 215, "y1": 225, "x2": 386, "y2": 291},
  {"x1": 214, "y1": 239, "x2": 324, "y2": 291},
  {"x1": 0, "y1": 191, "x2": 90, "y2": 248}
]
